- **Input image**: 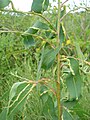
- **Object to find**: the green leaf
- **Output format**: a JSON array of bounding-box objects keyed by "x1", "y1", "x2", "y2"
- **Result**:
[
  {"x1": 63, "y1": 107, "x2": 74, "y2": 120},
  {"x1": 62, "y1": 100, "x2": 78, "y2": 109},
  {"x1": 69, "y1": 58, "x2": 79, "y2": 75},
  {"x1": 73, "y1": 103, "x2": 90, "y2": 119},
  {"x1": 42, "y1": 0, "x2": 49, "y2": 11},
  {"x1": 33, "y1": 20, "x2": 49, "y2": 30},
  {"x1": 25, "y1": 27, "x2": 38, "y2": 34},
  {"x1": 52, "y1": 116, "x2": 58, "y2": 120},
  {"x1": 74, "y1": 42, "x2": 85, "y2": 60},
  {"x1": 86, "y1": 72, "x2": 90, "y2": 81},
  {"x1": 45, "y1": 31, "x2": 56, "y2": 39},
  {"x1": 22, "y1": 21, "x2": 49, "y2": 47},
  {"x1": 60, "y1": 23, "x2": 65, "y2": 44},
  {"x1": 36, "y1": 47, "x2": 44, "y2": 80},
  {"x1": 26, "y1": 21, "x2": 49, "y2": 33},
  {"x1": 0, "y1": 0, "x2": 10, "y2": 9},
  {"x1": 66, "y1": 58, "x2": 82, "y2": 100},
  {"x1": 31, "y1": 0, "x2": 49, "y2": 13},
  {"x1": 74, "y1": 74, "x2": 82, "y2": 96},
  {"x1": 0, "y1": 91, "x2": 9, "y2": 101},
  {"x1": 43, "y1": 95, "x2": 56, "y2": 117},
  {"x1": 60, "y1": 6, "x2": 66, "y2": 18},
  {"x1": 23, "y1": 35, "x2": 35, "y2": 48},
  {"x1": 31, "y1": 0, "x2": 43, "y2": 13},
  {"x1": 9, "y1": 81, "x2": 27, "y2": 103},
  {"x1": 66, "y1": 73, "x2": 82, "y2": 101},
  {"x1": 41, "y1": 93, "x2": 57, "y2": 119},
  {"x1": 42, "y1": 47, "x2": 60, "y2": 70},
  {"x1": 8, "y1": 83, "x2": 34, "y2": 118},
  {"x1": 0, "y1": 108, "x2": 7, "y2": 120},
  {"x1": 41, "y1": 92, "x2": 49, "y2": 104}
]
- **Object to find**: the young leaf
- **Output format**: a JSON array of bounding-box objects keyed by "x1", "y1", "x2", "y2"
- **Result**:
[{"x1": 0, "y1": 0, "x2": 10, "y2": 9}]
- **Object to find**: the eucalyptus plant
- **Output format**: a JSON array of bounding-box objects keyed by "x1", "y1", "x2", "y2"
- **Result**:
[{"x1": 0, "y1": 0, "x2": 90, "y2": 120}]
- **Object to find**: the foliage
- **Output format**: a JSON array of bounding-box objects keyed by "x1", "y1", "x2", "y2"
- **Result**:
[{"x1": 0, "y1": 0, "x2": 90, "y2": 120}]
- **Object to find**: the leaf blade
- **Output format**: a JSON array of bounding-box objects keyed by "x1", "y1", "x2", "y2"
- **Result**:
[{"x1": 0, "y1": 0, "x2": 10, "y2": 9}]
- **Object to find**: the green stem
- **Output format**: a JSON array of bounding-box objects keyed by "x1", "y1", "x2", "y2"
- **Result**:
[
  {"x1": 57, "y1": 0, "x2": 61, "y2": 120},
  {"x1": 60, "y1": 6, "x2": 89, "y2": 22},
  {"x1": 10, "y1": 1, "x2": 16, "y2": 11}
]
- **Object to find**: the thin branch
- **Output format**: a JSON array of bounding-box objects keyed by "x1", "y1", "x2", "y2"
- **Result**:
[
  {"x1": 10, "y1": 72, "x2": 30, "y2": 81},
  {"x1": 41, "y1": 82, "x2": 56, "y2": 95},
  {"x1": 11, "y1": 72, "x2": 51, "y2": 84},
  {"x1": 60, "y1": 6, "x2": 90, "y2": 22},
  {"x1": 60, "y1": 56, "x2": 90, "y2": 66},
  {"x1": 57, "y1": 0, "x2": 61, "y2": 119},
  {"x1": 61, "y1": 0, "x2": 69, "y2": 8},
  {"x1": 10, "y1": 1, "x2": 16, "y2": 11},
  {"x1": 67, "y1": 56, "x2": 90, "y2": 66}
]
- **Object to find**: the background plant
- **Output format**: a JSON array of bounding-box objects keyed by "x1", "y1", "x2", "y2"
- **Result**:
[{"x1": 0, "y1": 0, "x2": 90, "y2": 120}]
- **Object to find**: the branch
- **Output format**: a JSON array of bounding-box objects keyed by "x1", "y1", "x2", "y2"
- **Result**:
[
  {"x1": 60, "y1": 56, "x2": 90, "y2": 66},
  {"x1": 60, "y1": 6, "x2": 90, "y2": 22},
  {"x1": 10, "y1": 1, "x2": 16, "y2": 11},
  {"x1": 41, "y1": 82, "x2": 56, "y2": 95},
  {"x1": 11, "y1": 72, "x2": 51, "y2": 84},
  {"x1": 61, "y1": 0, "x2": 69, "y2": 8}
]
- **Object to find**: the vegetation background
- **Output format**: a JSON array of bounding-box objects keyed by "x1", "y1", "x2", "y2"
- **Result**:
[{"x1": 0, "y1": 0, "x2": 90, "y2": 120}]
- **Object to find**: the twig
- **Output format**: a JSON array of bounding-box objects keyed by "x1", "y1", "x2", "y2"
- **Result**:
[
  {"x1": 42, "y1": 81, "x2": 56, "y2": 95},
  {"x1": 61, "y1": 0, "x2": 69, "y2": 8},
  {"x1": 60, "y1": 7, "x2": 90, "y2": 22},
  {"x1": 60, "y1": 56, "x2": 90, "y2": 66},
  {"x1": 11, "y1": 72, "x2": 51, "y2": 84},
  {"x1": 57, "y1": 0, "x2": 61, "y2": 119}
]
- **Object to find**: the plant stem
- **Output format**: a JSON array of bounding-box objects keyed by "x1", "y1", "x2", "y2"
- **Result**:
[
  {"x1": 57, "y1": 0, "x2": 61, "y2": 120},
  {"x1": 60, "y1": 6, "x2": 89, "y2": 22}
]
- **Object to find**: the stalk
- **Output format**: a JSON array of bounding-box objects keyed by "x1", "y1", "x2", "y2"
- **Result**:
[{"x1": 56, "y1": 0, "x2": 61, "y2": 120}]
